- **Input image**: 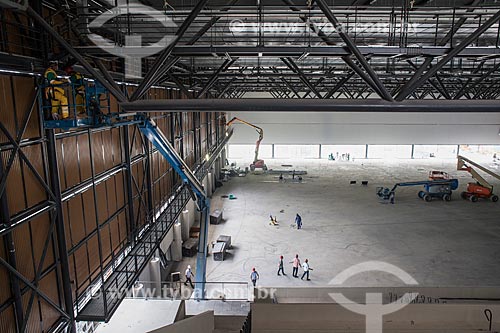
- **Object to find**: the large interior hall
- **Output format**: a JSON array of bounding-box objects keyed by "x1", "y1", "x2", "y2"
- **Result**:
[{"x1": 1, "y1": 1, "x2": 500, "y2": 332}]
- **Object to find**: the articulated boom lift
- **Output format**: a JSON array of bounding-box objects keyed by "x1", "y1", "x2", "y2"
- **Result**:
[
  {"x1": 377, "y1": 179, "x2": 459, "y2": 202},
  {"x1": 226, "y1": 117, "x2": 267, "y2": 171},
  {"x1": 457, "y1": 155, "x2": 499, "y2": 202}
]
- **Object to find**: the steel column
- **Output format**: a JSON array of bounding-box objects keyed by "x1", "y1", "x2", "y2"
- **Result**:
[
  {"x1": 46, "y1": 129, "x2": 76, "y2": 333},
  {"x1": 123, "y1": 127, "x2": 136, "y2": 245},
  {"x1": 0, "y1": 153, "x2": 24, "y2": 333}
]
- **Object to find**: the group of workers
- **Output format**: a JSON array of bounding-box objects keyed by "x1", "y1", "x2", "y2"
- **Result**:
[
  {"x1": 251, "y1": 254, "x2": 313, "y2": 286},
  {"x1": 43, "y1": 60, "x2": 88, "y2": 120}
]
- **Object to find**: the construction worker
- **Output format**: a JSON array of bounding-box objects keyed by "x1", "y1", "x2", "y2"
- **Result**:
[
  {"x1": 184, "y1": 265, "x2": 194, "y2": 288},
  {"x1": 291, "y1": 254, "x2": 301, "y2": 278},
  {"x1": 301, "y1": 259, "x2": 313, "y2": 281},
  {"x1": 250, "y1": 268, "x2": 260, "y2": 287},
  {"x1": 44, "y1": 61, "x2": 69, "y2": 120},
  {"x1": 295, "y1": 213, "x2": 302, "y2": 229},
  {"x1": 277, "y1": 255, "x2": 286, "y2": 276},
  {"x1": 64, "y1": 65, "x2": 86, "y2": 115}
]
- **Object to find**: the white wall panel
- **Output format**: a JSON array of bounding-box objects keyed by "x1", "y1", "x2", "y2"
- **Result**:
[{"x1": 228, "y1": 112, "x2": 500, "y2": 144}]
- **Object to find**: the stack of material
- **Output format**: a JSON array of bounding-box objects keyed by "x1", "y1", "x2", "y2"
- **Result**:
[{"x1": 182, "y1": 238, "x2": 198, "y2": 257}]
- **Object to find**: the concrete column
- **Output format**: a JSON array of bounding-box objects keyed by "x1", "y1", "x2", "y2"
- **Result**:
[
  {"x1": 180, "y1": 209, "x2": 190, "y2": 241},
  {"x1": 207, "y1": 172, "x2": 213, "y2": 197},
  {"x1": 171, "y1": 222, "x2": 183, "y2": 261},
  {"x1": 149, "y1": 256, "x2": 161, "y2": 297}
]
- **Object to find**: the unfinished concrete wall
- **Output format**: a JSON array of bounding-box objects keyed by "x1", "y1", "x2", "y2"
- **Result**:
[
  {"x1": 147, "y1": 310, "x2": 214, "y2": 333},
  {"x1": 229, "y1": 112, "x2": 500, "y2": 145},
  {"x1": 251, "y1": 303, "x2": 500, "y2": 332}
]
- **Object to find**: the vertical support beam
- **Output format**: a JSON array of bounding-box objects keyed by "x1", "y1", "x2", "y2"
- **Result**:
[
  {"x1": 143, "y1": 138, "x2": 154, "y2": 220},
  {"x1": 411, "y1": 144, "x2": 415, "y2": 159},
  {"x1": 319, "y1": 144, "x2": 322, "y2": 159},
  {"x1": 272, "y1": 144, "x2": 275, "y2": 159},
  {"x1": 46, "y1": 130, "x2": 76, "y2": 333},
  {"x1": 123, "y1": 127, "x2": 136, "y2": 244},
  {"x1": 0, "y1": 154, "x2": 24, "y2": 333},
  {"x1": 365, "y1": 144, "x2": 369, "y2": 159}
]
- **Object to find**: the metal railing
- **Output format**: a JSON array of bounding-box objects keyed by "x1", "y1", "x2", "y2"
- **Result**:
[{"x1": 127, "y1": 281, "x2": 250, "y2": 301}]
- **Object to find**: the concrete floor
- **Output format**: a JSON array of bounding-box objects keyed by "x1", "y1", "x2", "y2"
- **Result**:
[{"x1": 200, "y1": 157, "x2": 500, "y2": 290}]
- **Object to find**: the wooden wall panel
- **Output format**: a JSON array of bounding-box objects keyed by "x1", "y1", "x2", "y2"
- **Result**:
[
  {"x1": 61, "y1": 136, "x2": 80, "y2": 190},
  {"x1": 38, "y1": 270, "x2": 62, "y2": 332},
  {"x1": 30, "y1": 213, "x2": 55, "y2": 273},
  {"x1": 11, "y1": 76, "x2": 40, "y2": 140},
  {"x1": 1, "y1": 151, "x2": 24, "y2": 216},
  {"x1": 95, "y1": 182, "x2": 108, "y2": 224},
  {"x1": 77, "y1": 133, "x2": 92, "y2": 182},
  {"x1": 0, "y1": 306, "x2": 15, "y2": 333},
  {"x1": 21, "y1": 144, "x2": 46, "y2": 207},
  {"x1": 11, "y1": 220, "x2": 35, "y2": 282},
  {"x1": 0, "y1": 75, "x2": 16, "y2": 145},
  {"x1": 64, "y1": 195, "x2": 86, "y2": 248},
  {"x1": 91, "y1": 132, "x2": 105, "y2": 175},
  {"x1": 0, "y1": 238, "x2": 10, "y2": 305},
  {"x1": 82, "y1": 190, "x2": 97, "y2": 235}
]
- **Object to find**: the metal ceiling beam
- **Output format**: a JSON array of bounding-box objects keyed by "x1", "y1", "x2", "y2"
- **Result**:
[
  {"x1": 167, "y1": 73, "x2": 193, "y2": 98},
  {"x1": 395, "y1": 57, "x2": 433, "y2": 101},
  {"x1": 77, "y1": 45, "x2": 500, "y2": 58},
  {"x1": 455, "y1": 61, "x2": 500, "y2": 99},
  {"x1": 120, "y1": 99, "x2": 500, "y2": 113},
  {"x1": 324, "y1": 71, "x2": 356, "y2": 99},
  {"x1": 342, "y1": 56, "x2": 384, "y2": 99},
  {"x1": 404, "y1": 60, "x2": 450, "y2": 98},
  {"x1": 196, "y1": 58, "x2": 236, "y2": 98},
  {"x1": 281, "y1": 57, "x2": 322, "y2": 98},
  {"x1": 438, "y1": 0, "x2": 483, "y2": 46},
  {"x1": 315, "y1": 0, "x2": 393, "y2": 101},
  {"x1": 397, "y1": 9, "x2": 500, "y2": 100},
  {"x1": 130, "y1": 0, "x2": 209, "y2": 101}
]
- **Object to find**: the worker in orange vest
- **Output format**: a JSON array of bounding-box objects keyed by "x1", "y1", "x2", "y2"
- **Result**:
[{"x1": 44, "y1": 61, "x2": 69, "y2": 120}]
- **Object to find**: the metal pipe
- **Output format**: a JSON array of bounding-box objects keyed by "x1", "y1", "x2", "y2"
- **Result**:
[
  {"x1": 46, "y1": 129, "x2": 76, "y2": 333},
  {"x1": 120, "y1": 98, "x2": 500, "y2": 112},
  {"x1": 123, "y1": 127, "x2": 136, "y2": 245}
]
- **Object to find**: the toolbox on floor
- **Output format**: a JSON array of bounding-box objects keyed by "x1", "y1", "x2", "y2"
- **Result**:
[
  {"x1": 182, "y1": 238, "x2": 198, "y2": 257},
  {"x1": 210, "y1": 209, "x2": 223, "y2": 224},
  {"x1": 212, "y1": 242, "x2": 227, "y2": 261}
]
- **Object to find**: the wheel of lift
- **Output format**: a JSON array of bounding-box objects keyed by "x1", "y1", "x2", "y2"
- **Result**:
[
  {"x1": 470, "y1": 195, "x2": 478, "y2": 203},
  {"x1": 424, "y1": 194, "x2": 432, "y2": 202},
  {"x1": 418, "y1": 191, "x2": 425, "y2": 199},
  {"x1": 491, "y1": 195, "x2": 499, "y2": 203},
  {"x1": 442, "y1": 194, "x2": 451, "y2": 202}
]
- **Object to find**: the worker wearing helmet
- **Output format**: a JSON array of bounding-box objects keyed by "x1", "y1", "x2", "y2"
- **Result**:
[
  {"x1": 184, "y1": 265, "x2": 194, "y2": 288},
  {"x1": 44, "y1": 61, "x2": 69, "y2": 120},
  {"x1": 64, "y1": 65, "x2": 86, "y2": 115}
]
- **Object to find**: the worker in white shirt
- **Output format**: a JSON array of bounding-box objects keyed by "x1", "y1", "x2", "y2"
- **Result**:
[
  {"x1": 301, "y1": 259, "x2": 312, "y2": 281},
  {"x1": 184, "y1": 265, "x2": 194, "y2": 288}
]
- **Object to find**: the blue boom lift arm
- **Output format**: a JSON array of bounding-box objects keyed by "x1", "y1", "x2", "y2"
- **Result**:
[
  {"x1": 136, "y1": 114, "x2": 209, "y2": 299},
  {"x1": 377, "y1": 179, "x2": 459, "y2": 200}
]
